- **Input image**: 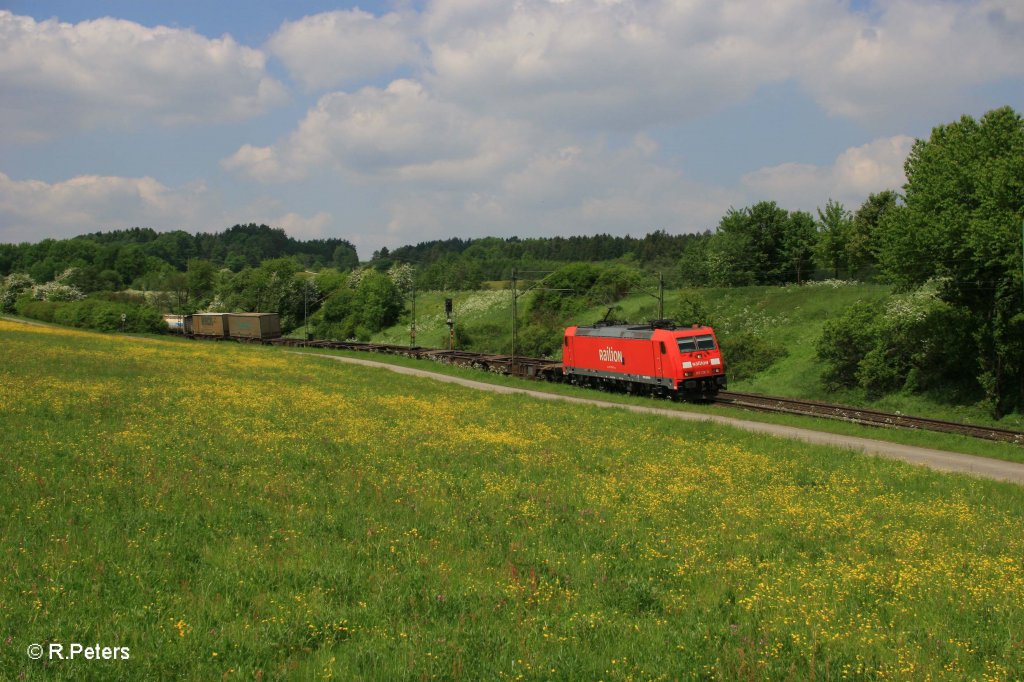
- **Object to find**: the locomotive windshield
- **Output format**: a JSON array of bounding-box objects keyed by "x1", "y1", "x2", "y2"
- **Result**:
[{"x1": 677, "y1": 334, "x2": 716, "y2": 352}]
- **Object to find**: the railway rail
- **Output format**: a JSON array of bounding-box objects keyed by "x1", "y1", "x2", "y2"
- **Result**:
[
  {"x1": 713, "y1": 391, "x2": 1024, "y2": 445},
  {"x1": 254, "y1": 335, "x2": 1024, "y2": 445}
]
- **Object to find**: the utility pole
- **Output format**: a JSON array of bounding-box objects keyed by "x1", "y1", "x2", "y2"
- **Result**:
[
  {"x1": 510, "y1": 269, "x2": 572, "y2": 367},
  {"x1": 303, "y1": 279, "x2": 308, "y2": 343},
  {"x1": 658, "y1": 271, "x2": 664, "y2": 320},
  {"x1": 633, "y1": 272, "x2": 665, "y2": 322},
  {"x1": 387, "y1": 259, "x2": 420, "y2": 348},
  {"x1": 410, "y1": 275, "x2": 417, "y2": 348},
  {"x1": 511, "y1": 269, "x2": 517, "y2": 365}
]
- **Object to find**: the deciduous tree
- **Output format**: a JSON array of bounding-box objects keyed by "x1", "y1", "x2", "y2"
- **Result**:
[{"x1": 879, "y1": 106, "x2": 1023, "y2": 415}]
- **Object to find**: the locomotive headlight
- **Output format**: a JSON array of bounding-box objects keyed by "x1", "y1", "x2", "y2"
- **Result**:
[
  {"x1": 711, "y1": 358, "x2": 721, "y2": 366},
  {"x1": 682, "y1": 361, "x2": 693, "y2": 369}
]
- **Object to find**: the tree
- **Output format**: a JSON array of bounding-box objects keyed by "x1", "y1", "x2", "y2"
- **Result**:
[
  {"x1": 676, "y1": 233, "x2": 712, "y2": 287},
  {"x1": 186, "y1": 259, "x2": 217, "y2": 302},
  {"x1": 815, "y1": 199, "x2": 852, "y2": 279},
  {"x1": 353, "y1": 271, "x2": 403, "y2": 332},
  {"x1": 848, "y1": 190, "x2": 897, "y2": 275},
  {"x1": 878, "y1": 106, "x2": 1024, "y2": 415},
  {"x1": 707, "y1": 202, "x2": 791, "y2": 286},
  {"x1": 333, "y1": 244, "x2": 359, "y2": 270},
  {"x1": 781, "y1": 210, "x2": 817, "y2": 284},
  {"x1": 0, "y1": 244, "x2": 17, "y2": 276},
  {"x1": 114, "y1": 244, "x2": 148, "y2": 284}
]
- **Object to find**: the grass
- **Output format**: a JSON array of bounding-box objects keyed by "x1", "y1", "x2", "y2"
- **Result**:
[
  {"x1": 288, "y1": 345, "x2": 1024, "y2": 466},
  {"x1": 3, "y1": 319, "x2": 1024, "y2": 680}
]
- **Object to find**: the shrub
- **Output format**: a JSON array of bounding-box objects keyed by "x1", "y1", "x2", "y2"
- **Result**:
[
  {"x1": 816, "y1": 302, "x2": 880, "y2": 389},
  {"x1": 516, "y1": 324, "x2": 563, "y2": 359},
  {"x1": 17, "y1": 297, "x2": 164, "y2": 333},
  {"x1": 816, "y1": 282, "x2": 981, "y2": 401},
  {"x1": 1, "y1": 273, "x2": 34, "y2": 312},
  {"x1": 669, "y1": 293, "x2": 715, "y2": 327},
  {"x1": 16, "y1": 298, "x2": 59, "y2": 322},
  {"x1": 720, "y1": 333, "x2": 787, "y2": 382},
  {"x1": 459, "y1": 322, "x2": 508, "y2": 354}
]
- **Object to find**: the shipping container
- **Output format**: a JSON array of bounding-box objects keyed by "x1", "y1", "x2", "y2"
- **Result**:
[
  {"x1": 227, "y1": 312, "x2": 282, "y2": 340},
  {"x1": 192, "y1": 312, "x2": 229, "y2": 338}
]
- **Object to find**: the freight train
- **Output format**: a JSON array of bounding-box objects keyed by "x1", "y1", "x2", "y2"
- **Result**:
[
  {"x1": 165, "y1": 312, "x2": 282, "y2": 341},
  {"x1": 169, "y1": 313, "x2": 726, "y2": 399}
]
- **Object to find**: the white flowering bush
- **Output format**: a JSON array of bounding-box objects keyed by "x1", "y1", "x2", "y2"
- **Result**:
[
  {"x1": 387, "y1": 263, "x2": 415, "y2": 294},
  {"x1": 32, "y1": 269, "x2": 84, "y2": 302},
  {"x1": 883, "y1": 277, "x2": 948, "y2": 326},
  {"x1": 346, "y1": 267, "x2": 369, "y2": 290},
  {"x1": 801, "y1": 279, "x2": 859, "y2": 289},
  {"x1": 206, "y1": 295, "x2": 228, "y2": 312},
  {"x1": 0, "y1": 273, "x2": 35, "y2": 312},
  {"x1": 713, "y1": 305, "x2": 790, "y2": 337}
]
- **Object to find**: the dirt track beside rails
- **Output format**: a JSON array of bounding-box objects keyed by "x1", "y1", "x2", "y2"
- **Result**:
[{"x1": 292, "y1": 350, "x2": 1024, "y2": 485}]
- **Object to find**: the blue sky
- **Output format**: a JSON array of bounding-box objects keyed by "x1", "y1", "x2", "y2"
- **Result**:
[{"x1": 1, "y1": 0, "x2": 1021, "y2": 258}]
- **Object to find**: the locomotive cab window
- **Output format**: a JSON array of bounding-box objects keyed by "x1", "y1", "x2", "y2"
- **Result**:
[
  {"x1": 677, "y1": 334, "x2": 717, "y2": 352},
  {"x1": 676, "y1": 336, "x2": 698, "y2": 352},
  {"x1": 659, "y1": 341, "x2": 666, "y2": 354}
]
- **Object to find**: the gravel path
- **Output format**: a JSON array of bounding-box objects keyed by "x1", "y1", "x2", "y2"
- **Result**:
[{"x1": 292, "y1": 350, "x2": 1024, "y2": 485}]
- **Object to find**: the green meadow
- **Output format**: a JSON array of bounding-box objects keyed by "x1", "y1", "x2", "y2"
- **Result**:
[{"x1": 2, "y1": 319, "x2": 1024, "y2": 680}]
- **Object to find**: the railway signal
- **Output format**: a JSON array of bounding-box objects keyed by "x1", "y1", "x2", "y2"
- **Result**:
[{"x1": 445, "y1": 297, "x2": 454, "y2": 350}]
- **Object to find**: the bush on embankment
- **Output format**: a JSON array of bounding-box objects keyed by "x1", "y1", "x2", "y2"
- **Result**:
[{"x1": 15, "y1": 295, "x2": 165, "y2": 333}]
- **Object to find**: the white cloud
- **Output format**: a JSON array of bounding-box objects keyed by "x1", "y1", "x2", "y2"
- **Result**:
[
  {"x1": 0, "y1": 11, "x2": 287, "y2": 141},
  {"x1": 0, "y1": 172, "x2": 217, "y2": 241},
  {"x1": 416, "y1": 0, "x2": 1024, "y2": 129},
  {"x1": 273, "y1": 211, "x2": 332, "y2": 239},
  {"x1": 741, "y1": 135, "x2": 914, "y2": 211},
  {"x1": 373, "y1": 136, "x2": 739, "y2": 249},
  {"x1": 0, "y1": 171, "x2": 337, "y2": 245},
  {"x1": 421, "y1": 0, "x2": 810, "y2": 130},
  {"x1": 212, "y1": 0, "x2": 1024, "y2": 199},
  {"x1": 801, "y1": 0, "x2": 1024, "y2": 124},
  {"x1": 220, "y1": 144, "x2": 301, "y2": 184},
  {"x1": 222, "y1": 79, "x2": 528, "y2": 183},
  {"x1": 267, "y1": 9, "x2": 421, "y2": 91}
]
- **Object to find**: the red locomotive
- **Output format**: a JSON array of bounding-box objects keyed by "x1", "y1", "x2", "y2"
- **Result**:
[{"x1": 562, "y1": 322, "x2": 726, "y2": 398}]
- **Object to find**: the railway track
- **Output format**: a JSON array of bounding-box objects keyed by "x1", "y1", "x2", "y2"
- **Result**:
[
  {"x1": 714, "y1": 391, "x2": 1024, "y2": 445},
  {"x1": 260, "y1": 336, "x2": 1024, "y2": 445}
]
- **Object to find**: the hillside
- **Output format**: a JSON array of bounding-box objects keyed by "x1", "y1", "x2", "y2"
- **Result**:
[
  {"x1": 369, "y1": 282, "x2": 1023, "y2": 430},
  {"x1": 3, "y1": 319, "x2": 1024, "y2": 679}
]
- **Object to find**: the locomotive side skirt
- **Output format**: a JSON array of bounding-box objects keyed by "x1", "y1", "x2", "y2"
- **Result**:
[{"x1": 564, "y1": 366, "x2": 675, "y2": 388}]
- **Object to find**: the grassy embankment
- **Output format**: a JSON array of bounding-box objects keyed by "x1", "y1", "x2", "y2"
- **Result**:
[
  {"x1": 2, "y1": 319, "x2": 1024, "y2": 680},
  {"x1": 368, "y1": 282, "x2": 1023, "y2": 432}
]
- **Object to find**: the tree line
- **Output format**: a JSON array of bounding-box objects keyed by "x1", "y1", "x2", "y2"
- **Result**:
[{"x1": 0, "y1": 224, "x2": 358, "y2": 289}]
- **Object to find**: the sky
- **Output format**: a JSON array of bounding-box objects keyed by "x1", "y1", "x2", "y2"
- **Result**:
[{"x1": 1, "y1": 1, "x2": 1022, "y2": 259}]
